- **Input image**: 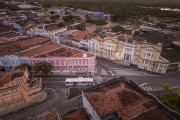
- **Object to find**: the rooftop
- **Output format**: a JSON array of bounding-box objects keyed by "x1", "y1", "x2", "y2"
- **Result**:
[
  {"x1": 0, "y1": 31, "x2": 20, "y2": 39},
  {"x1": 72, "y1": 31, "x2": 95, "y2": 40},
  {"x1": 0, "y1": 37, "x2": 10, "y2": 44},
  {"x1": 18, "y1": 43, "x2": 61, "y2": 57},
  {"x1": 62, "y1": 108, "x2": 88, "y2": 120},
  {"x1": 32, "y1": 111, "x2": 60, "y2": 120},
  {"x1": 0, "y1": 36, "x2": 49, "y2": 56},
  {"x1": 44, "y1": 24, "x2": 64, "y2": 32},
  {"x1": 0, "y1": 25, "x2": 12, "y2": 33},
  {"x1": 161, "y1": 45, "x2": 180, "y2": 63},
  {"x1": 135, "y1": 31, "x2": 171, "y2": 46},
  {"x1": 18, "y1": 43, "x2": 93, "y2": 58},
  {"x1": 0, "y1": 67, "x2": 26, "y2": 87},
  {"x1": 84, "y1": 79, "x2": 175, "y2": 120}
]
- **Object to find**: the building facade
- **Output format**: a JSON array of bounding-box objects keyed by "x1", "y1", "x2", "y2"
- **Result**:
[{"x1": 0, "y1": 67, "x2": 42, "y2": 113}]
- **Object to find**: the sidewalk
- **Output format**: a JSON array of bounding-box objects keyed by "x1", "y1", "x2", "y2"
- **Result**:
[{"x1": 0, "y1": 90, "x2": 47, "y2": 117}]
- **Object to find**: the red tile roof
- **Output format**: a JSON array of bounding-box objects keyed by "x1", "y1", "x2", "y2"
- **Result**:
[
  {"x1": 0, "y1": 25, "x2": 12, "y2": 33},
  {"x1": 18, "y1": 43, "x2": 61, "y2": 57},
  {"x1": 18, "y1": 42, "x2": 93, "y2": 58},
  {"x1": 0, "y1": 37, "x2": 10, "y2": 43},
  {"x1": 0, "y1": 67, "x2": 26, "y2": 87},
  {"x1": 0, "y1": 37, "x2": 49, "y2": 56},
  {"x1": 118, "y1": 34, "x2": 131, "y2": 40},
  {"x1": 62, "y1": 108, "x2": 88, "y2": 120},
  {"x1": 72, "y1": 31, "x2": 95, "y2": 40},
  {"x1": 85, "y1": 81, "x2": 173, "y2": 120}
]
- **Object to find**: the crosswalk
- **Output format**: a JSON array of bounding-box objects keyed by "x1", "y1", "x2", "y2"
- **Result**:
[
  {"x1": 139, "y1": 83, "x2": 153, "y2": 91},
  {"x1": 140, "y1": 86, "x2": 152, "y2": 91}
]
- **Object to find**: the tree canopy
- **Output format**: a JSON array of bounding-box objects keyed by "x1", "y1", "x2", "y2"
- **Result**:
[
  {"x1": 111, "y1": 26, "x2": 124, "y2": 32},
  {"x1": 34, "y1": 62, "x2": 52, "y2": 75}
]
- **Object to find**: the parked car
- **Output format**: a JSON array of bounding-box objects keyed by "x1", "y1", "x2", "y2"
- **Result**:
[{"x1": 107, "y1": 70, "x2": 115, "y2": 77}]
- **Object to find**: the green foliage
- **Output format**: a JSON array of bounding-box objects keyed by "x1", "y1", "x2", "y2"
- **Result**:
[
  {"x1": 58, "y1": 22, "x2": 65, "y2": 27},
  {"x1": 111, "y1": 26, "x2": 124, "y2": 32},
  {"x1": 63, "y1": 15, "x2": 74, "y2": 22},
  {"x1": 50, "y1": 15, "x2": 60, "y2": 21},
  {"x1": 161, "y1": 83, "x2": 172, "y2": 93},
  {"x1": 156, "y1": 23, "x2": 167, "y2": 28},
  {"x1": 18, "y1": 64, "x2": 32, "y2": 71},
  {"x1": 75, "y1": 24, "x2": 86, "y2": 31},
  {"x1": 62, "y1": 15, "x2": 81, "y2": 23},
  {"x1": 34, "y1": 62, "x2": 52, "y2": 75},
  {"x1": 86, "y1": 19, "x2": 107, "y2": 26},
  {"x1": 0, "y1": 2, "x2": 20, "y2": 11},
  {"x1": 171, "y1": 26, "x2": 180, "y2": 31},
  {"x1": 158, "y1": 93, "x2": 180, "y2": 114}
]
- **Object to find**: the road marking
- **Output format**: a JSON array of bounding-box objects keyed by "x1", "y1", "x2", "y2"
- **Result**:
[{"x1": 139, "y1": 83, "x2": 148, "y2": 87}]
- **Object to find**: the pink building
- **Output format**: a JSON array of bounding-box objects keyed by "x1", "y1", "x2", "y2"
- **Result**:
[{"x1": 18, "y1": 43, "x2": 96, "y2": 73}]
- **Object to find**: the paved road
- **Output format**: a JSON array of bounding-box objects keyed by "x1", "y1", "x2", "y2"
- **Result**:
[
  {"x1": 2, "y1": 59, "x2": 180, "y2": 120},
  {"x1": 96, "y1": 58, "x2": 180, "y2": 91}
]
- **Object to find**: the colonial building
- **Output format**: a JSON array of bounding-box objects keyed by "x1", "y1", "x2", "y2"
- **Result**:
[
  {"x1": 0, "y1": 36, "x2": 96, "y2": 73},
  {"x1": 0, "y1": 67, "x2": 42, "y2": 113},
  {"x1": 27, "y1": 23, "x2": 67, "y2": 41},
  {"x1": 99, "y1": 31, "x2": 180, "y2": 74}
]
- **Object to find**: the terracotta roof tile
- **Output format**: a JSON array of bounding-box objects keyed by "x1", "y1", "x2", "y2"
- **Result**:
[
  {"x1": 72, "y1": 31, "x2": 95, "y2": 40},
  {"x1": 62, "y1": 108, "x2": 88, "y2": 120},
  {"x1": 85, "y1": 80, "x2": 174, "y2": 120},
  {"x1": 0, "y1": 37, "x2": 49, "y2": 56}
]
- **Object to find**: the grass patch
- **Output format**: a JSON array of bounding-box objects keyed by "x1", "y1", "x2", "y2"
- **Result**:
[{"x1": 157, "y1": 94, "x2": 180, "y2": 114}]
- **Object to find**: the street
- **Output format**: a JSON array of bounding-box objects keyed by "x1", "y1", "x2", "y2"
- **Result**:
[{"x1": 1, "y1": 59, "x2": 180, "y2": 120}]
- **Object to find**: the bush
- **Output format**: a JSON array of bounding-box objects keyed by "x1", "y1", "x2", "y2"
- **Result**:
[
  {"x1": 86, "y1": 19, "x2": 107, "y2": 26},
  {"x1": 111, "y1": 26, "x2": 124, "y2": 32},
  {"x1": 34, "y1": 62, "x2": 52, "y2": 75},
  {"x1": 58, "y1": 22, "x2": 65, "y2": 27},
  {"x1": 75, "y1": 24, "x2": 86, "y2": 30}
]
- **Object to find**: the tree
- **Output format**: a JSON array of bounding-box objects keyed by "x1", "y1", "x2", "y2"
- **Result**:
[
  {"x1": 156, "y1": 23, "x2": 167, "y2": 29},
  {"x1": 58, "y1": 22, "x2": 65, "y2": 27},
  {"x1": 76, "y1": 24, "x2": 86, "y2": 31},
  {"x1": 173, "y1": 89, "x2": 180, "y2": 108},
  {"x1": 111, "y1": 26, "x2": 124, "y2": 32},
  {"x1": 161, "y1": 83, "x2": 172, "y2": 93},
  {"x1": 63, "y1": 15, "x2": 74, "y2": 22},
  {"x1": 171, "y1": 26, "x2": 180, "y2": 31},
  {"x1": 34, "y1": 62, "x2": 52, "y2": 75},
  {"x1": 50, "y1": 15, "x2": 60, "y2": 22}
]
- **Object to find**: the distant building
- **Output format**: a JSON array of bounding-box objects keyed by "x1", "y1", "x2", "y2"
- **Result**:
[
  {"x1": 73, "y1": 10, "x2": 107, "y2": 19},
  {"x1": 61, "y1": 78, "x2": 180, "y2": 120},
  {"x1": 0, "y1": 36, "x2": 96, "y2": 73},
  {"x1": 99, "y1": 31, "x2": 180, "y2": 74},
  {"x1": 0, "y1": 67, "x2": 42, "y2": 113}
]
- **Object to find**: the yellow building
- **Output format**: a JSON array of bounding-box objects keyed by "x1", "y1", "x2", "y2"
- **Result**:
[
  {"x1": 0, "y1": 67, "x2": 42, "y2": 113},
  {"x1": 99, "y1": 31, "x2": 180, "y2": 74},
  {"x1": 100, "y1": 36, "x2": 118, "y2": 60}
]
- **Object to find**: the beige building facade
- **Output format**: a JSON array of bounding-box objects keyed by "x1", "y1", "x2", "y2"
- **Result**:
[
  {"x1": 99, "y1": 33, "x2": 180, "y2": 74},
  {"x1": 0, "y1": 67, "x2": 42, "y2": 113}
]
